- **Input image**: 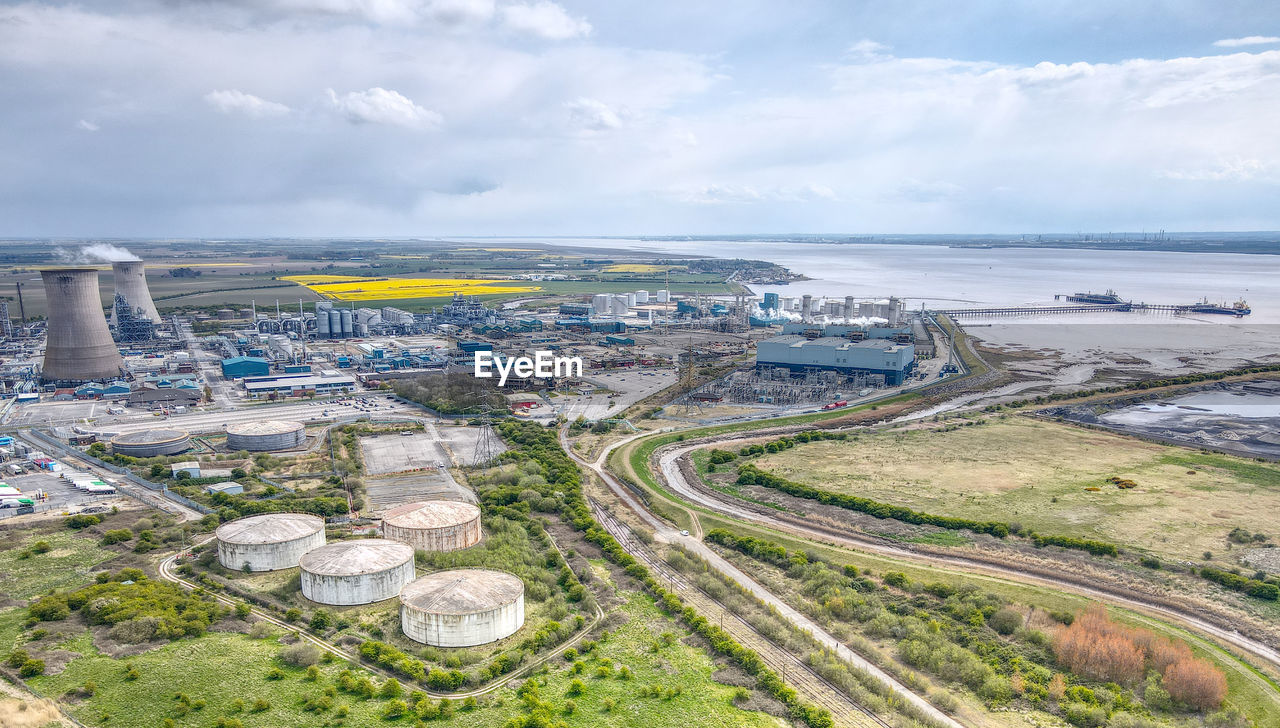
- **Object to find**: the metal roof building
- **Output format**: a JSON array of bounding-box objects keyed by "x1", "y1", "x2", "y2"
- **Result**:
[{"x1": 756, "y1": 335, "x2": 916, "y2": 385}]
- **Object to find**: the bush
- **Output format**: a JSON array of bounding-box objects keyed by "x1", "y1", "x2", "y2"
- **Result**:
[
  {"x1": 284, "y1": 608, "x2": 302, "y2": 623},
  {"x1": 988, "y1": 608, "x2": 1023, "y2": 635},
  {"x1": 1200, "y1": 567, "x2": 1280, "y2": 600},
  {"x1": 31, "y1": 541, "x2": 52, "y2": 554},
  {"x1": 281, "y1": 643, "x2": 321, "y2": 667},
  {"x1": 1163, "y1": 657, "x2": 1227, "y2": 711},
  {"x1": 19, "y1": 658, "x2": 46, "y2": 677},
  {"x1": 64, "y1": 514, "x2": 102, "y2": 530},
  {"x1": 102, "y1": 529, "x2": 134, "y2": 545}
]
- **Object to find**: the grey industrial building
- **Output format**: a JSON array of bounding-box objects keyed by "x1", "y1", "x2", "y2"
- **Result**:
[{"x1": 756, "y1": 335, "x2": 916, "y2": 385}]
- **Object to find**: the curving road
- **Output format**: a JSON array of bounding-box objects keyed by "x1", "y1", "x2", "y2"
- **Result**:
[
  {"x1": 652, "y1": 439, "x2": 1280, "y2": 692},
  {"x1": 562, "y1": 428, "x2": 965, "y2": 728}
]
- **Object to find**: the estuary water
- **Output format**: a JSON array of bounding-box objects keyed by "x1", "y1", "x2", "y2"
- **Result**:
[{"x1": 464, "y1": 237, "x2": 1280, "y2": 370}]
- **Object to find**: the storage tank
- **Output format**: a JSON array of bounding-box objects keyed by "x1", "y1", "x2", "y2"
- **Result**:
[
  {"x1": 109, "y1": 428, "x2": 191, "y2": 457},
  {"x1": 110, "y1": 261, "x2": 162, "y2": 324},
  {"x1": 400, "y1": 569, "x2": 524, "y2": 647},
  {"x1": 634, "y1": 290, "x2": 649, "y2": 303},
  {"x1": 655, "y1": 290, "x2": 670, "y2": 303},
  {"x1": 843, "y1": 296, "x2": 855, "y2": 320},
  {"x1": 382, "y1": 500, "x2": 482, "y2": 552},
  {"x1": 226, "y1": 420, "x2": 306, "y2": 452},
  {"x1": 328, "y1": 310, "x2": 342, "y2": 338},
  {"x1": 339, "y1": 309, "x2": 353, "y2": 338},
  {"x1": 591, "y1": 294, "x2": 610, "y2": 314},
  {"x1": 216, "y1": 513, "x2": 326, "y2": 572},
  {"x1": 39, "y1": 268, "x2": 124, "y2": 383},
  {"x1": 316, "y1": 310, "x2": 330, "y2": 338},
  {"x1": 299, "y1": 539, "x2": 415, "y2": 605}
]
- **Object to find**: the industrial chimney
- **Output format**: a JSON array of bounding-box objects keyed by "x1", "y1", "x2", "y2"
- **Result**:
[
  {"x1": 111, "y1": 261, "x2": 161, "y2": 324},
  {"x1": 801, "y1": 294, "x2": 813, "y2": 323},
  {"x1": 843, "y1": 296, "x2": 855, "y2": 320},
  {"x1": 40, "y1": 268, "x2": 124, "y2": 383}
]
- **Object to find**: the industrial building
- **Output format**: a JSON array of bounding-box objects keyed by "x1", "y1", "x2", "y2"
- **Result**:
[
  {"x1": 381, "y1": 500, "x2": 482, "y2": 552},
  {"x1": 400, "y1": 569, "x2": 525, "y2": 647},
  {"x1": 225, "y1": 420, "x2": 306, "y2": 451},
  {"x1": 215, "y1": 513, "x2": 327, "y2": 572},
  {"x1": 109, "y1": 428, "x2": 191, "y2": 457},
  {"x1": 221, "y1": 356, "x2": 271, "y2": 378},
  {"x1": 241, "y1": 371, "x2": 356, "y2": 398},
  {"x1": 756, "y1": 335, "x2": 916, "y2": 385},
  {"x1": 299, "y1": 539, "x2": 416, "y2": 606},
  {"x1": 39, "y1": 269, "x2": 124, "y2": 383}
]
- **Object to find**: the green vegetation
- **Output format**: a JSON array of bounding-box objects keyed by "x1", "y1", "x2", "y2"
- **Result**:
[
  {"x1": 29, "y1": 568, "x2": 224, "y2": 639},
  {"x1": 705, "y1": 530, "x2": 1251, "y2": 727},
  {"x1": 0, "y1": 529, "x2": 122, "y2": 599},
  {"x1": 1200, "y1": 568, "x2": 1280, "y2": 601}
]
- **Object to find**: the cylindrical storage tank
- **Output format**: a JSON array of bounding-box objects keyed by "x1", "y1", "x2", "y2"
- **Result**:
[
  {"x1": 299, "y1": 539, "x2": 415, "y2": 605},
  {"x1": 226, "y1": 420, "x2": 306, "y2": 452},
  {"x1": 339, "y1": 309, "x2": 353, "y2": 337},
  {"x1": 216, "y1": 513, "x2": 326, "y2": 572},
  {"x1": 400, "y1": 569, "x2": 524, "y2": 647},
  {"x1": 316, "y1": 311, "x2": 330, "y2": 337},
  {"x1": 328, "y1": 310, "x2": 342, "y2": 338},
  {"x1": 109, "y1": 428, "x2": 191, "y2": 457},
  {"x1": 382, "y1": 500, "x2": 482, "y2": 552}
]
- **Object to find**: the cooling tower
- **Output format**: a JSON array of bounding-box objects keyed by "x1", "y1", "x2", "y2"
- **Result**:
[
  {"x1": 843, "y1": 296, "x2": 855, "y2": 320},
  {"x1": 111, "y1": 261, "x2": 161, "y2": 324},
  {"x1": 40, "y1": 269, "x2": 124, "y2": 383}
]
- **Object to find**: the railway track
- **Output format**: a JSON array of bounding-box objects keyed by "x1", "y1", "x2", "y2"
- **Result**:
[{"x1": 590, "y1": 499, "x2": 893, "y2": 728}]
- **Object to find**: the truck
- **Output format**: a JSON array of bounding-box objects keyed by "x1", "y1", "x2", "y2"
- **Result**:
[{"x1": 821, "y1": 400, "x2": 849, "y2": 410}]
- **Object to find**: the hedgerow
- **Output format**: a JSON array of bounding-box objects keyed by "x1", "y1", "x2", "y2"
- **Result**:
[{"x1": 1200, "y1": 567, "x2": 1280, "y2": 601}]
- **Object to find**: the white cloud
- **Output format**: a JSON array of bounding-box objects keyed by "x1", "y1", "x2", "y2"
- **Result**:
[
  {"x1": 886, "y1": 179, "x2": 964, "y2": 203},
  {"x1": 500, "y1": 1, "x2": 590, "y2": 40},
  {"x1": 1159, "y1": 159, "x2": 1275, "y2": 182},
  {"x1": 77, "y1": 119, "x2": 100, "y2": 132},
  {"x1": 565, "y1": 97, "x2": 621, "y2": 131},
  {"x1": 204, "y1": 89, "x2": 291, "y2": 118},
  {"x1": 846, "y1": 39, "x2": 890, "y2": 60},
  {"x1": 1213, "y1": 36, "x2": 1280, "y2": 48},
  {"x1": 326, "y1": 87, "x2": 442, "y2": 128},
  {"x1": 252, "y1": 0, "x2": 494, "y2": 25},
  {"x1": 677, "y1": 184, "x2": 837, "y2": 205}
]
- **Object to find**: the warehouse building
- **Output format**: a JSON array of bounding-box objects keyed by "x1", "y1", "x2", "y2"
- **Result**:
[
  {"x1": 241, "y1": 371, "x2": 356, "y2": 398},
  {"x1": 756, "y1": 335, "x2": 916, "y2": 385},
  {"x1": 221, "y1": 356, "x2": 271, "y2": 378}
]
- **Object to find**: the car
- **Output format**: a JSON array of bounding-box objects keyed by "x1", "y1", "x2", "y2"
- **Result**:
[{"x1": 680, "y1": 529, "x2": 690, "y2": 536}]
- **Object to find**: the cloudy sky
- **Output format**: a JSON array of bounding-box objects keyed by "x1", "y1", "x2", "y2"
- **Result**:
[{"x1": 2, "y1": 0, "x2": 1279, "y2": 236}]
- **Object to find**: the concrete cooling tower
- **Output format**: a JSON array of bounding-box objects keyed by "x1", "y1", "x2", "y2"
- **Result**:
[
  {"x1": 111, "y1": 261, "x2": 161, "y2": 324},
  {"x1": 40, "y1": 268, "x2": 123, "y2": 383}
]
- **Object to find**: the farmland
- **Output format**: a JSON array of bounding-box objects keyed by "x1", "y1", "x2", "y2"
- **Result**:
[
  {"x1": 750, "y1": 416, "x2": 1280, "y2": 562},
  {"x1": 281, "y1": 274, "x2": 542, "y2": 301}
]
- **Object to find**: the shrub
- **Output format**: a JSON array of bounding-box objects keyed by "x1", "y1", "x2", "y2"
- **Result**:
[
  {"x1": 102, "y1": 529, "x2": 133, "y2": 545},
  {"x1": 380, "y1": 679, "x2": 403, "y2": 699},
  {"x1": 31, "y1": 541, "x2": 52, "y2": 554},
  {"x1": 382, "y1": 699, "x2": 408, "y2": 719},
  {"x1": 7, "y1": 650, "x2": 29, "y2": 667},
  {"x1": 65, "y1": 514, "x2": 102, "y2": 529},
  {"x1": 1163, "y1": 657, "x2": 1227, "y2": 711},
  {"x1": 988, "y1": 608, "x2": 1023, "y2": 636},
  {"x1": 284, "y1": 608, "x2": 302, "y2": 623},
  {"x1": 265, "y1": 667, "x2": 286, "y2": 680},
  {"x1": 19, "y1": 658, "x2": 46, "y2": 677},
  {"x1": 281, "y1": 643, "x2": 321, "y2": 667}
]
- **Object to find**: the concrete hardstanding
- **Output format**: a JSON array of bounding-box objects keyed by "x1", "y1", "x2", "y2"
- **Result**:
[
  {"x1": 400, "y1": 569, "x2": 524, "y2": 647},
  {"x1": 299, "y1": 539, "x2": 415, "y2": 605},
  {"x1": 109, "y1": 428, "x2": 191, "y2": 457},
  {"x1": 226, "y1": 420, "x2": 306, "y2": 452},
  {"x1": 110, "y1": 261, "x2": 162, "y2": 324},
  {"x1": 39, "y1": 268, "x2": 124, "y2": 383},
  {"x1": 216, "y1": 513, "x2": 326, "y2": 572},
  {"x1": 382, "y1": 500, "x2": 482, "y2": 552}
]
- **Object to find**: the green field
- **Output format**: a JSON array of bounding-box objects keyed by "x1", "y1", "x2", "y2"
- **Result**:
[{"x1": 751, "y1": 416, "x2": 1280, "y2": 562}]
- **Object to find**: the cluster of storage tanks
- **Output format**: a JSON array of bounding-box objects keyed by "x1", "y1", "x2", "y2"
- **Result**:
[{"x1": 214, "y1": 498, "x2": 524, "y2": 647}]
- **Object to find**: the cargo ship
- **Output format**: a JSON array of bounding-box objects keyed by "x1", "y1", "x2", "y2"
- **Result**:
[
  {"x1": 1066, "y1": 289, "x2": 1126, "y2": 305},
  {"x1": 1186, "y1": 298, "x2": 1251, "y2": 317}
]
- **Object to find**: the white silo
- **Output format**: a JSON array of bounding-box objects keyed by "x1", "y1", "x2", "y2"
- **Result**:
[
  {"x1": 216, "y1": 513, "x2": 326, "y2": 572},
  {"x1": 655, "y1": 290, "x2": 670, "y2": 303},
  {"x1": 339, "y1": 309, "x2": 353, "y2": 338},
  {"x1": 634, "y1": 290, "x2": 649, "y2": 303},
  {"x1": 328, "y1": 310, "x2": 342, "y2": 338},
  {"x1": 591, "y1": 294, "x2": 610, "y2": 314}
]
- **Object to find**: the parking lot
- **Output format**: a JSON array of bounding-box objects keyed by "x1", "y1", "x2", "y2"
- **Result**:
[
  {"x1": 556, "y1": 368, "x2": 678, "y2": 421},
  {"x1": 0, "y1": 469, "x2": 128, "y2": 521}
]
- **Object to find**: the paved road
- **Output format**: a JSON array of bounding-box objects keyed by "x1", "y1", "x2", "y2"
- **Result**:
[{"x1": 655, "y1": 439, "x2": 1280, "y2": 688}]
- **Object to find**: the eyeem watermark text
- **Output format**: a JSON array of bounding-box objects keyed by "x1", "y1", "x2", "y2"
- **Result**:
[{"x1": 474, "y1": 350, "x2": 583, "y2": 386}]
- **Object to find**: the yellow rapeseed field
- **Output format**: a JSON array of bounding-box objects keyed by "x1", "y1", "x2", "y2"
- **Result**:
[
  {"x1": 602, "y1": 264, "x2": 672, "y2": 273},
  {"x1": 281, "y1": 274, "x2": 540, "y2": 301}
]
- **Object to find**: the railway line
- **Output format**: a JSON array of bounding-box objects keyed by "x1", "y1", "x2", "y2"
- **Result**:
[{"x1": 589, "y1": 499, "x2": 893, "y2": 728}]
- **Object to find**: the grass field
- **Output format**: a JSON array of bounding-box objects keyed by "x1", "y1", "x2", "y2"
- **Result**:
[
  {"x1": 752, "y1": 416, "x2": 1280, "y2": 561},
  {"x1": 0, "y1": 529, "x2": 122, "y2": 600},
  {"x1": 5, "y1": 592, "x2": 783, "y2": 728}
]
